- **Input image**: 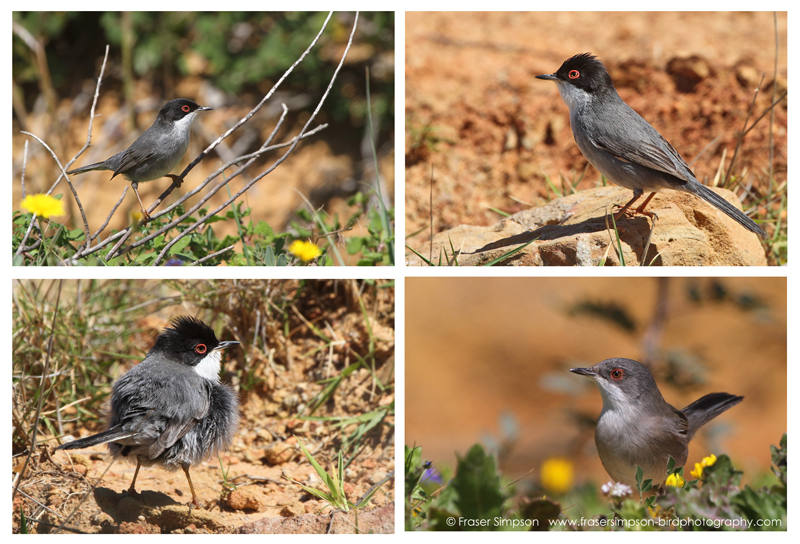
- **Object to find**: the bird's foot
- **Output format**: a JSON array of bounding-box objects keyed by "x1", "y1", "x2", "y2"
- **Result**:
[{"x1": 166, "y1": 174, "x2": 183, "y2": 188}]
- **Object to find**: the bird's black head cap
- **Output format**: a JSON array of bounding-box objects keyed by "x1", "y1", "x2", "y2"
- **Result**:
[
  {"x1": 554, "y1": 53, "x2": 615, "y2": 95},
  {"x1": 159, "y1": 98, "x2": 209, "y2": 122},
  {"x1": 149, "y1": 316, "x2": 221, "y2": 366}
]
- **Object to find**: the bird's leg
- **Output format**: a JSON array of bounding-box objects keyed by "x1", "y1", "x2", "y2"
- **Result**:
[
  {"x1": 634, "y1": 192, "x2": 658, "y2": 218},
  {"x1": 127, "y1": 460, "x2": 142, "y2": 496},
  {"x1": 182, "y1": 465, "x2": 200, "y2": 510},
  {"x1": 613, "y1": 190, "x2": 642, "y2": 220},
  {"x1": 130, "y1": 182, "x2": 151, "y2": 221}
]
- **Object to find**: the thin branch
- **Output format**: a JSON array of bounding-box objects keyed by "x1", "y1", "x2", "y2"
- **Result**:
[
  {"x1": 152, "y1": 12, "x2": 359, "y2": 265},
  {"x1": 113, "y1": 124, "x2": 327, "y2": 258},
  {"x1": 20, "y1": 131, "x2": 91, "y2": 252},
  {"x1": 46, "y1": 45, "x2": 110, "y2": 197},
  {"x1": 125, "y1": 11, "x2": 336, "y2": 220},
  {"x1": 91, "y1": 186, "x2": 128, "y2": 241},
  {"x1": 189, "y1": 245, "x2": 235, "y2": 266}
]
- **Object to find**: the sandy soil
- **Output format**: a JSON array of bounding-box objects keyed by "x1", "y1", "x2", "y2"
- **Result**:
[
  {"x1": 405, "y1": 12, "x2": 787, "y2": 251},
  {"x1": 12, "y1": 280, "x2": 395, "y2": 534}
]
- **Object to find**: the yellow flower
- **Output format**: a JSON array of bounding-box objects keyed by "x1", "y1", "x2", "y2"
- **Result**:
[
  {"x1": 21, "y1": 194, "x2": 65, "y2": 218},
  {"x1": 690, "y1": 454, "x2": 717, "y2": 479},
  {"x1": 540, "y1": 457, "x2": 574, "y2": 494},
  {"x1": 665, "y1": 473, "x2": 685, "y2": 487},
  {"x1": 289, "y1": 240, "x2": 322, "y2": 262}
]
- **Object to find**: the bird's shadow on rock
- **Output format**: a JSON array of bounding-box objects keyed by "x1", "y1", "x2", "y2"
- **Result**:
[{"x1": 464, "y1": 214, "x2": 654, "y2": 258}]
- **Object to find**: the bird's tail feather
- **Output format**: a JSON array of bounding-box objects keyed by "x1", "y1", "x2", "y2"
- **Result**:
[
  {"x1": 682, "y1": 392, "x2": 743, "y2": 439},
  {"x1": 55, "y1": 427, "x2": 134, "y2": 450},
  {"x1": 66, "y1": 162, "x2": 109, "y2": 176},
  {"x1": 688, "y1": 183, "x2": 766, "y2": 238}
]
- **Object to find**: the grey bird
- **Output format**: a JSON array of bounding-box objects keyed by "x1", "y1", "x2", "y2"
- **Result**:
[
  {"x1": 570, "y1": 358, "x2": 743, "y2": 486},
  {"x1": 55, "y1": 316, "x2": 239, "y2": 508},
  {"x1": 67, "y1": 98, "x2": 212, "y2": 220},
  {"x1": 536, "y1": 53, "x2": 766, "y2": 238}
]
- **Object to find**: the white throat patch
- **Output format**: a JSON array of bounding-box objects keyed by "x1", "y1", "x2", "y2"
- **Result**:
[{"x1": 194, "y1": 349, "x2": 222, "y2": 381}]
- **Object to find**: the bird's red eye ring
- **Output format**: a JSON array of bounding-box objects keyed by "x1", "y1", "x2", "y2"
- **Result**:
[
  {"x1": 195, "y1": 344, "x2": 207, "y2": 354},
  {"x1": 610, "y1": 368, "x2": 624, "y2": 381},
  {"x1": 568, "y1": 70, "x2": 580, "y2": 80},
  {"x1": 182, "y1": 105, "x2": 191, "y2": 112}
]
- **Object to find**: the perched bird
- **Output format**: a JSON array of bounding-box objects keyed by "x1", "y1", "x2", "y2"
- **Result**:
[
  {"x1": 571, "y1": 358, "x2": 743, "y2": 486},
  {"x1": 537, "y1": 53, "x2": 766, "y2": 238},
  {"x1": 55, "y1": 316, "x2": 239, "y2": 508},
  {"x1": 67, "y1": 98, "x2": 212, "y2": 220}
]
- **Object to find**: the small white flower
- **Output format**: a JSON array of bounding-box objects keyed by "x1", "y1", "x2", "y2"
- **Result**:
[{"x1": 601, "y1": 481, "x2": 633, "y2": 498}]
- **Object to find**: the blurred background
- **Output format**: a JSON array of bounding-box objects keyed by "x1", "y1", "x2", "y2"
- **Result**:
[
  {"x1": 12, "y1": 12, "x2": 394, "y2": 256},
  {"x1": 406, "y1": 277, "x2": 786, "y2": 493}
]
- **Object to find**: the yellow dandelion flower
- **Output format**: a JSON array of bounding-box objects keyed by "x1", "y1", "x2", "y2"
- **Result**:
[
  {"x1": 21, "y1": 194, "x2": 65, "y2": 219},
  {"x1": 540, "y1": 457, "x2": 574, "y2": 494},
  {"x1": 289, "y1": 240, "x2": 322, "y2": 262}
]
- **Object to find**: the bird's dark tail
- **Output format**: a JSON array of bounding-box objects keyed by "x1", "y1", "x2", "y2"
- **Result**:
[
  {"x1": 682, "y1": 392, "x2": 743, "y2": 439},
  {"x1": 66, "y1": 162, "x2": 109, "y2": 176},
  {"x1": 54, "y1": 427, "x2": 133, "y2": 450},
  {"x1": 688, "y1": 183, "x2": 766, "y2": 238}
]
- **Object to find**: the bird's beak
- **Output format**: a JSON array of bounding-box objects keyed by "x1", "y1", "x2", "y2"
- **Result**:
[
  {"x1": 215, "y1": 340, "x2": 240, "y2": 351},
  {"x1": 535, "y1": 73, "x2": 559, "y2": 81},
  {"x1": 570, "y1": 366, "x2": 596, "y2": 377},
  {"x1": 198, "y1": 105, "x2": 214, "y2": 111}
]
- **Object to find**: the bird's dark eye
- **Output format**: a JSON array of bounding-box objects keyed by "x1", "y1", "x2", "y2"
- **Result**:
[
  {"x1": 610, "y1": 368, "x2": 624, "y2": 381},
  {"x1": 182, "y1": 105, "x2": 191, "y2": 113},
  {"x1": 195, "y1": 344, "x2": 207, "y2": 354},
  {"x1": 568, "y1": 70, "x2": 580, "y2": 80}
]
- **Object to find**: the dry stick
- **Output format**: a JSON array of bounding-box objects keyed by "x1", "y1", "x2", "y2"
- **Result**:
[
  {"x1": 12, "y1": 280, "x2": 63, "y2": 506},
  {"x1": 14, "y1": 144, "x2": 38, "y2": 259},
  {"x1": 152, "y1": 13, "x2": 359, "y2": 266},
  {"x1": 19, "y1": 132, "x2": 91, "y2": 252},
  {"x1": 157, "y1": 103, "x2": 292, "y2": 218},
  {"x1": 14, "y1": 46, "x2": 110, "y2": 261},
  {"x1": 56, "y1": 45, "x2": 110, "y2": 192},
  {"x1": 91, "y1": 186, "x2": 128, "y2": 241},
  {"x1": 76, "y1": 126, "x2": 325, "y2": 260},
  {"x1": 105, "y1": 124, "x2": 326, "y2": 260},
  {"x1": 21, "y1": 140, "x2": 29, "y2": 198},
  {"x1": 128, "y1": 10, "x2": 336, "y2": 221},
  {"x1": 95, "y1": 13, "x2": 336, "y2": 263},
  {"x1": 189, "y1": 245, "x2": 235, "y2": 266}
]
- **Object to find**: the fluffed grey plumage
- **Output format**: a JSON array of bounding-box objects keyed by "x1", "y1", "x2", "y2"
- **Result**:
[{"x1": 55, "y1": 316, "x2": 238, "y2": 508}]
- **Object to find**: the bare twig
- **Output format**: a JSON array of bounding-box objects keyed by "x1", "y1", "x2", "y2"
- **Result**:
[
  {"x1": 21, "y1": 140, "x2": 29, "y2": 199},
  {"x1": 125, "y1": 11, "x2": 337, "y2": 222},
  {"x1": 20, "y1": 131, "x2": 91, "y2": 253},
  {"x1": 91, "y1": 186, "x2": 128, "y2": 241},
  {"x1": 151, "y1": 13, "x2": 358, "y2": 265},
  {"x1": 189, "y1": 245, "x2": 235, "y2": 266},
  {"x1": 46, "y1": 45, "x2": 110, "y2": 197}
]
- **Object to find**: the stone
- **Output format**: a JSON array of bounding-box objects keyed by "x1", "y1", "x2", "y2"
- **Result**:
[{"x1": 405, "y1": 186, "x2": 767, "y2": 266}]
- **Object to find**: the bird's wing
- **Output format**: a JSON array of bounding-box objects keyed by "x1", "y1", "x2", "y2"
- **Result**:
[
  {"x1": 587, "y1": 107, "x2": 696, "y2": 183},
  {"x1": 147, "y1": 383, "x2": 212, "y2": 459},
  {"x1": 672, "y1": 406, "x2": 690, "y2": 437},
  {"x1": 110, "y1": 147, "x2": 156, "y2": 180}
]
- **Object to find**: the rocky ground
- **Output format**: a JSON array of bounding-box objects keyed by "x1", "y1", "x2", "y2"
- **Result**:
[{"x1": 405, "y1": 12, "x2": 787, "y2": 264}]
